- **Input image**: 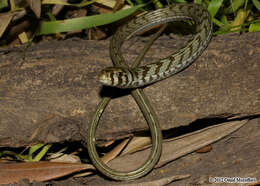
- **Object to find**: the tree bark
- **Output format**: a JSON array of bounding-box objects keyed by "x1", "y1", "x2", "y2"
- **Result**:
[{"x1": 0, "y1": 32, "x2": 259, "y2": 147}]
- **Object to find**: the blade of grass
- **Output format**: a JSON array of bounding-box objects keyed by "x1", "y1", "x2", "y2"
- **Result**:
[
  {"x1": 31, "y1": 144, "x2": 52, "y2": 162},
  {"x1": 126, "y1": 0, "x2": 134, "y2": 6},
  {"x1": 37, "y1": 4, "x2": 145, "y2": 35},
  {"x1": 27, "y1": 144, "x2": 45, "y2": 161},
  {"x1": 212, "y1": 17, "x2": 225, "y2": 27},
  {"x1": 174, "y1": 0, "x2": 187, "y2": 3},
  {"x1": 231, "y1": 8, "x2": 249, "y2": 32},
  {"x1": 244, "y1": 0, "x2": 248, "y2": 9},
  {"x1": 220, "y1": 15, "x2": 229, "y2": 25},
  {"x1": 252, "y1": 0, "x2": 260, "y2": 11},
  {"x1": 29, "y1": 144, "x2": 45, "y2": 155},
  {"x1": 249, "y1": 21, "x2": 260, "y2": 32},
  {"x1": 207, "y1": 0, "x2": 224, "y2": 18},
  {"x1": 225, "y1": 0, "x2": 244, "y2": 14},
  {"x1": 194, "y1": 0, "x2": 202, "y2": 4},
  {"x1": 0, "y1": 151, "x2": 27, "y2": 161},
  {"x1": 152, "y1": 0, "x2": 163, "y2": 8},
  {"x1": 214, "y1": 19, "x2": 260, "y2": 35},
  {"x1": 47, "y1": 12, "x2": 56, "y2": 21},
  {"x1": 0, "y1": 0, "x2": 8, "y2": 10}
]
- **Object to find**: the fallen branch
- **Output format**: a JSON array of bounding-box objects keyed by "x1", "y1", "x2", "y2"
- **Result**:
[{"x1": 0, "y1": 33, "x2": 259, "y2": 146}]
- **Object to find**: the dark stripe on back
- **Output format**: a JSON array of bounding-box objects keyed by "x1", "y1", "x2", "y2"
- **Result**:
[
  {"x1": 141, "y1": 65, "x2": 151, "y2": 78},
  {"x1": 155, "y1": 62, "x2": 163, "y2": 75},
  {"x1": 149, "y1": 75, "x2": 153, "y2": 82},
  {"x1": 189, "y1": 44, "x2": 193, "y2": 57},
  {"x1": 166, "y1": 56, "x2": 175, "y2": 71},
  {"x1": 118, "y1": 72, "x2": 123, "y2": 85},
  {"x1": 124, "y1": 71, "x2": 128, "y2": 85},
  {"x1": 179, "y1": 53, "x2": 184, "y2": 63},
  {"x1": 110, "y1": 72, "x2": 114, "y2": 85}
]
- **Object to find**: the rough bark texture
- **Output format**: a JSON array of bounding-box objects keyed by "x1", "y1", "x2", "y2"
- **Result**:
[{"x1": 0, "y1": 32, "x2": 259, "y2": 147}]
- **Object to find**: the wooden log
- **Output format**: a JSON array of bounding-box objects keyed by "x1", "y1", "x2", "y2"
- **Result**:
[{"x1": 0, "y1": 32, "x2": 259, "y2": 147}]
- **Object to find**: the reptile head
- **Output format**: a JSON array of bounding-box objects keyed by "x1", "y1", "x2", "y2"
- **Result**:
[{"x1": 98, "y1": 67, "x2": 129, "y2": 88}]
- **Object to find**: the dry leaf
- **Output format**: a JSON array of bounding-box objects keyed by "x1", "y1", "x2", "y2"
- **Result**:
[
  {"x1": 27, "y1": 0, "x2": 41, "y2": 18},
  {"x1": 0, "y1": 162, "x2": 93, "y2": 184},
  {"x1": 107, "y1": 120, "x2": 248, "y2": 170},
  {"x1": 0, "y1": 120, "x2": 249, "y2": 184},
  {"x1": 112, "y1": 0, "x2": 124, "y2": 12},
  {"x1": 48, "y1": 153, "x2": 81, "y2": 163},
  {"x1": 95, "y1": 0, "x2": 130, "y2": 9},
  {"x1": 18, "y1": 32, "x2": 28, "y2": 43},
  {"x1": 52, "y1": 0, "x2": 68, "y2": 16},
  {"x1": 0, "y1": 13, "x2": 15, "y2": 38},
  {"x1": 101, "y1": 138, "x2": 129, "y2": 164},
  {"x1": 196, "y1": 145, "x2": 212, "y2": 153},
  {"x1": 121, "y1": 136, "x2": 151, "y2": 155}
]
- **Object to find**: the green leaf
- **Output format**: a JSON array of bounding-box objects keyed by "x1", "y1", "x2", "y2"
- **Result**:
[
  {"x1": 32, "y1": 144, "x2": 52, "y2": 162},
  {"x1": 207, "y1": 0, "x2": 224, "y2": 18},
  {"x1": 47, "y1": 12, "x2": 56, "y2": 21},
  {"x1": 244, "y1": 0, "x2": 249, "y2": 9},
  {"x1": 214, "y1": 19, "x2": 260, "y2": 35},
  {"x1": 37, "y1": 4, "x2": 145, "y2": 35},
  {"x1": 126, "y1": 0, "x2": 134, "y2": 6},
  {"x1": 173, "y1": 0, "x2": 187, "y2": 3},
  {"x1": 42, "y1": 0, "x2": 96, "y2": 7},
  {"x1": 0, "y1": 150, "x2": 27, "y2": 160},
  {"x1": 29, "y1": 144, "x2": 45, "y2": 156},
  {"x1": 194, "y1": 0, "x2": 202, "y2": 4},
  {"x1": 136, "y1": 0, "x2": 146, "y2": 5},
  {"x1": 27, "y1": 144, "x2": 45, "y2": 161},
  {"x1": 152, "y1": 0, "x2": 163, "y2": 8},
  {"x1": 220, "y1": 15, "x2": 229, "y2": 25},
  {"x1": 224, "y1": 0, "x2": 244, "y2": 14},
  {"x1": 0, "y1": 0, "x2": 8, "y2": 10},
  {"x1": 249, "y1": 21, "x2": 260, "y2": 32},
  {"x1": 212, "y1": 17, "x2": 225, "y2": 27},
  {"x1": 252, "y1": 0, "x2": 260, "y2": 11}
]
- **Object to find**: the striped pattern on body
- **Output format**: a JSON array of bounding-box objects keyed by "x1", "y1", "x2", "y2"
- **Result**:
[{"x1": 99, "y1": 3, "x2": 213, "y2": 88}]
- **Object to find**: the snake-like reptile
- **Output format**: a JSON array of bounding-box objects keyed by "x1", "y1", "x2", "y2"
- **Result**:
[
  {"x1": 99, "y1": 3, "x2": 212, "y2": 88},
  {"x1": 87, "y1": 3, "x2": 212, "y2": 181}
]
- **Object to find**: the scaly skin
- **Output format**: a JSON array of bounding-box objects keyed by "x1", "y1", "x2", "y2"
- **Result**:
[
  {"x1": 88, "y1": 3, "x2": 213, "y2": 181},
  {"x1": 99, "y1": 3, "x2": 212, "y2": 88}
]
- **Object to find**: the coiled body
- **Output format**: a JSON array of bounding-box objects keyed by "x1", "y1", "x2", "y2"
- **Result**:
[
  {"x1": 99, "y1": 3, "x2": 212, "y2": 88},
  {"x1": 89, "y1": 3, "x2": 213, "y2": 181}
]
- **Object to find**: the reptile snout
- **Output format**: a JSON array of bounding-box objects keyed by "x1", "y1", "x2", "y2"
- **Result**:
[{"x1": 98, "y1": 67, "x2": 127, "y2": 86}]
